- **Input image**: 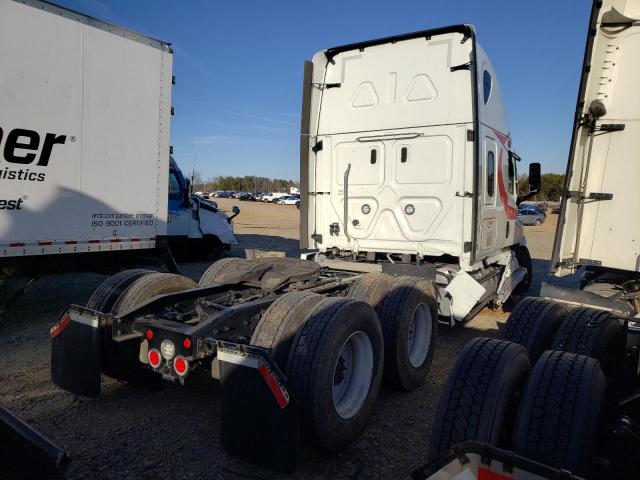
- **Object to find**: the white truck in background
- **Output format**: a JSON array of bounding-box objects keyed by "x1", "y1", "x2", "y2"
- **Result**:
[
  {"x1": 0, "y1": 0, "x2": 237, "y2": 287},
  {"x1": 422, "y1": 2, "x2": 640, "y2": 479},
  {"x1": 300, "y1": 25, "x2": 541, "y2": 324}
]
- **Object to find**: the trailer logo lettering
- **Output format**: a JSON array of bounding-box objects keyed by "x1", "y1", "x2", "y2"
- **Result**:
[
  {"x1": 0, "y1": 198, "x2": 25, "y2": 210},
  {"x1": 0, "y1": 126, "x2": 67, "y2": 183}
]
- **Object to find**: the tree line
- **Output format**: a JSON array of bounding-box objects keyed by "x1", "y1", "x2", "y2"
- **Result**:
[
  {"x1": 191, "y1": 172, "x2": 299, "y2": 193},
  {"x1": 518, "y1": 173, "x2": 564, "y2": 202}
]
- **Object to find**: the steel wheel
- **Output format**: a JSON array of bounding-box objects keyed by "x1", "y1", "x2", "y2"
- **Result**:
[
  {"x1": 407, "y1": 302, "x2": 433, "y2": 368},
  {"x1": 332, "y1": 331, "x2": 374, "y2": 419}
]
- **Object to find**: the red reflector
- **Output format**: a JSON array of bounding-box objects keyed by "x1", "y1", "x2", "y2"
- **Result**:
[
  {"x1": 182, "y1": 338, "x2": 192, "y2": 349},
  {"x1": 38, "y1": 241, "x2": 53, "y2": 246},
  {"x1": 131, "y1": 237, "x2": 141, "y2": 242},
  {"x1": 110, "y1": 239, "x2": 121, "y2": 243},
  {"x1": 258, "y1": 364, "x2": 289, "y2": 409},
  {"x1": 64, "y1": 240, "x2": 77, "y2": 245},
  {"x1": 174, "y1": 356, "x2": 188, "y2": 376},
  {"x1": 88, "y1": 240, "x2": 100, "y2": 244},
  {"x1": 145, "y1": 329, "x2": 154, "y2": 340},
  {"x1": 10, "y1": 242, "x2": 25, "y2": 247},
  {"x1": 148, "y1": 349, "x2": 161, "y2": 368},
  {"x1": 478, "y1": 467, "x2": 512, "y2": 480},
  {"x1": 50, "y1": 314, "x2": 71, "y2": 338}
]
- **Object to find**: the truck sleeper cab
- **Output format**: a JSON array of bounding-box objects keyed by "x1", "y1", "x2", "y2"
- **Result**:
[{"x1": 300, "y1": 25, "x2": 538, "y2": 324}]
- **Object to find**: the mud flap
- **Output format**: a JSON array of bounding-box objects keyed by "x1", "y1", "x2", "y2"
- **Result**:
[
  {"x1": 50, "y1": 307, "x2": 103, "y2": 397},
  {"x1": 0, "y1": 404, "x2": 69, "y2": 479},
  {"x1": 217, "y1": 342, "x2": 299, "y2": 473}
]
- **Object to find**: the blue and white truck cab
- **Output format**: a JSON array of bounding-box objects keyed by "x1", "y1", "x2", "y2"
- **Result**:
[{"x1": 166, "y1": 157, "x2": 238, "y2": 257}]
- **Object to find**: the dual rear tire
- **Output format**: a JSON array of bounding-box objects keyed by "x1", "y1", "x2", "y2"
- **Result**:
[
  {"x1": 431, "y1": 300, "x2": 617, "y2": 476},
  {"x1": 250, "y1": 272, "x2": 438, "y2": 450},
  {"x1": 87, "y1": 270, "x2": 197, "y2": 385},
  {"x1": 252, "y1": 293, "x2": 384, "y2": 450}
]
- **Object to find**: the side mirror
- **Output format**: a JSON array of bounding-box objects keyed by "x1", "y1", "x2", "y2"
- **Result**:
[
  {"x1": 184, "y1": 179, "x2": 191, "y2": 208},
  {"x1": 528, "y1": 163, "x2": 541, "y2": 193},
  {"x1": 517, "y1": 162, "x2": 542, "y2": 206},
  {"x1": 228, "y1": 205, "x2": 240, "y2": 223}
]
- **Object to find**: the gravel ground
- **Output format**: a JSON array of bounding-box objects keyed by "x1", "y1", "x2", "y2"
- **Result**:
[{"x1": 0, "y1": 201, "x2": 573, "y2": 479}]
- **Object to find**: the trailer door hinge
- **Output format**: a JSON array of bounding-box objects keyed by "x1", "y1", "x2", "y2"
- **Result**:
[
  {"x1": 567, "y1": 191, "x2": 613, "y2": 201},
  {"x1": 466, "y1": 129, "x2": 475, "y2": 142},
  {"x1": 451, "y1": 61, "x2": 472, "y2": 72},
  {"x1": 311, "y1": 140, "x2": 323, "y2": 153},
  {"x1": 312, "y1": 82, "x2": 341, "y2": 90}
]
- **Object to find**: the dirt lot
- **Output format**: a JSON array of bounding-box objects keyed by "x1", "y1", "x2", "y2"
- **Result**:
[{"x1": 0, "y1": 201, "x2": 572, "y2": 479}]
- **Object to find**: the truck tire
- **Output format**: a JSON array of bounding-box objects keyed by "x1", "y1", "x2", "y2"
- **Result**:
[
  {"x1": 513, "y1": 351, "x2": 606, "y2": 475},
  {"x1": 103, "y1": 273, "x2": 197, "y2": 385},
  {"x1": 86, "y1": 269, "x2": 154, "y2": 313},
  {"x1": 512, "y1": 245, "x2": 532, "y2": 296},
  {"x1": 113, "y1": 272, "x2": 197, "y2": 314},
  {"x1": 87, "y1": 269, "x2": 154, "y2": 381},
  {"x1": 502, "y1": 297, "x2": 567, "y2": 362},
  {"x1": 199, "y1": 257, "x2": 244, "y2": 286},
  {"x1": 287, "y1": 297, "x2": 383, "y2": 450},
  {"x1": 429, "y1": 338, "x2": 531, "y2": 459},
  {"x1": 250, "y1": 291, "x2": 325, "y2": 369},
  {"x1": 346, "y1": 272, "x2": 394, "y2": 309},
  {"x1": 551, "y1": 307, "x2": 625, "y2": 378},
  {"x1": 377, "y1": 276, "x2": 438, "y2": 391}
]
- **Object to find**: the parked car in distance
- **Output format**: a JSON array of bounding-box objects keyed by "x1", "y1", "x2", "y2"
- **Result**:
[
  {"x1": 519, "y1": 204, "x2": 546, "y2": 216},
  {"x1": 277, "y1": 195, "x2": 300, "y2": 205},
  {"x1": 518, "y1": 208, "x2": 546, "y2": 226}
]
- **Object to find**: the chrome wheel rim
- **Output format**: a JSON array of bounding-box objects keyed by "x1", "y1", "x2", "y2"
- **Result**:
[
  {"x1": 407, "y1": 302, "x2": 433, "y2": 368},
  {"x1": 332, "y1": 331, "x2": 374, "y2": 419}
]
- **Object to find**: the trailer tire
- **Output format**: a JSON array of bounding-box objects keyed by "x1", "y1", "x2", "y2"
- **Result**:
[
  {"x1": 346, "y1": 272, "x2": 394, "y2": 309},
  {"x1": 102, "y1": 273, "x2": 197, "y2": 385},
  {"x1": 377, "y1": 276, "x2": 438, "y2": 391},
  {"x1": 502, "y1": 297, "x2": 567, "y2": 362},
  {"x1": 287, "y1": 297, "x2": 383, "y2": 450},
  {"x1": 428, "y1": 338, "x2": 531, "y2": 459},
  {"x1": 250, "y1": 291, "x2": 325, "y2": 369},
  {"x1": 513, "y1": 351, "x2": 606, "y2": 475},
  {"x1": 199, "y1": 257, "x2": 244, "y2": 286},
  {"x1": 551, "y1": 307, "x2": 625, "y2": 378}
]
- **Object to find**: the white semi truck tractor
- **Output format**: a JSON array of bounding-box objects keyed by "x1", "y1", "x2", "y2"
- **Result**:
[
  {"x1": 421, "y1": 2, "x2": 640, "y2": 479},
  {"x1": 50, "y1": 18, "x2": 540, "y2": 473},
  {"x1": 0, "y1": 0, "x2": 237, "y2": 295},
  {"x1": 299, "y1": 24, "x2": 540, "y2": 326}
]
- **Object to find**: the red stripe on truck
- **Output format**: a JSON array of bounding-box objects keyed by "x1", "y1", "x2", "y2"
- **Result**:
[
  {"x1": 10, "y1": 242, "x2": 25, "y2": 247},
  {"x1": 64, "y1": 240, "x2": 77, "y2": 245},
  {"x1": 38, "y1": 241, "x2": 53, "y2": 246}
]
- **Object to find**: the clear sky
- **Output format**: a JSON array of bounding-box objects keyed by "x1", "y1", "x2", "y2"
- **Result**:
[{"x1": 57, "y1": 0, "x2": 591, "y2": 180}]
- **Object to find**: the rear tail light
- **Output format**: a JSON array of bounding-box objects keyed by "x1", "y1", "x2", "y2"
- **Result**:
[
  {"x1": 174, "y1": 356, "x2": 188, "y2": 376},
  {"x1": 182, "y1": 337, "x2": 192, "y2": 349},
  {"x1": 148, "y1": 349, "x2": 162, "y2": 368},
  {"x1": 145, "y1": 329, "x2": 154, "y2": 340}
]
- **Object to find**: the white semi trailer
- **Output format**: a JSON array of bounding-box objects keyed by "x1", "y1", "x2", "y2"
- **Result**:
[
  {"x1": 299, "y1": 25, "x2": 540, "y2": 325},
  {"x1": 0, "y1": 0, "x2": 236, "y2": 286},
  {"x1": 422, "y1": 2, "x2": 640, "y2": 479}
]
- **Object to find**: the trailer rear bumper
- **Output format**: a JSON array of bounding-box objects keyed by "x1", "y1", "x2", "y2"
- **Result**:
[{"x1": 413, "y1": 442, "x2": 585, "y2": 480}]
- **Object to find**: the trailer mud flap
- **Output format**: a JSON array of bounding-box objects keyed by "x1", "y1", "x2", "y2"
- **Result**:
[
  {"x1": 217, "y1": 342, "x2": 299, "y2": 473},
  {"x1": 50, "y1": 307, "x2": 103, "y2": 397},
  {"x1": 0, "y1": 404, "x2": 69, "y2": 479}
]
